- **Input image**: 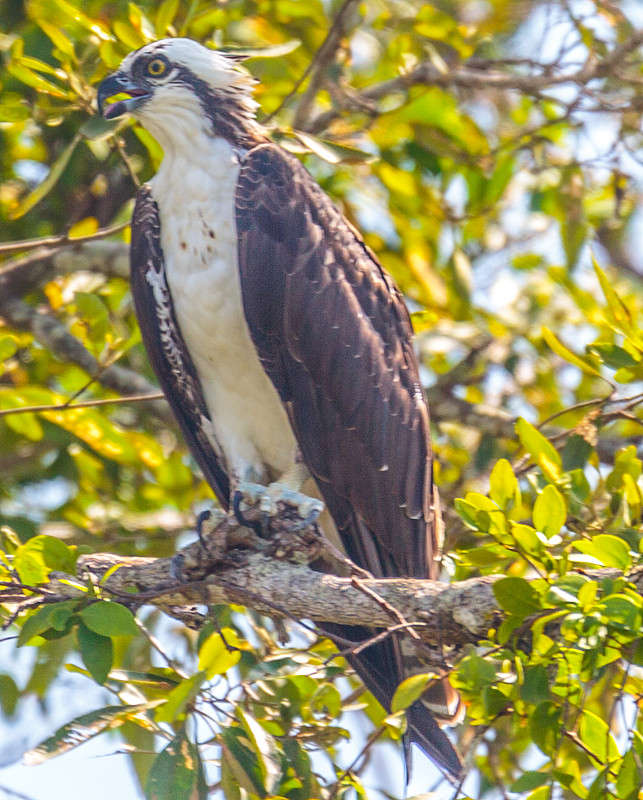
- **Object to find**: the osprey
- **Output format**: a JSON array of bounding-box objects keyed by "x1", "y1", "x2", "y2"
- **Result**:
[{"x1": 97, "y1": 38, "x2": 461, "y2": 778}]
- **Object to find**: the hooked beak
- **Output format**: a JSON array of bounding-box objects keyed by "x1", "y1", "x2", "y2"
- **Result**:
[{"x1": 97, "y1": 73, "x2": 151, "y2": 120}]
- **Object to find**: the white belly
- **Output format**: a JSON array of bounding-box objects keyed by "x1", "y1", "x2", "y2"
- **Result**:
[{"x1": 150, "y1": 137, "x2": 296, "y2": 483}]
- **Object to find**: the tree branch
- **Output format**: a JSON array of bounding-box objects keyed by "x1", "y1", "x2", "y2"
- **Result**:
[
  {"x1": 0, "y1": 295, "x2": 173, "y2": 425},
  {"x1": 291, "y1": 0, "x2": 361, "y2": 130},
  {"x1": 6, "y1": 513, "x2": 640, "y2": 666},
  {"x1": 0, "y1": 240, "x2": 129, "y2": 299},
  {"x1": 304, "y1": 30, "x2": 643, "y2": 134}
]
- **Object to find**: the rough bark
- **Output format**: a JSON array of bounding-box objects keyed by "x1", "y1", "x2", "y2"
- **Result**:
[{"x1": 6, "y1": 511, "x2": 638, "y2": 667}]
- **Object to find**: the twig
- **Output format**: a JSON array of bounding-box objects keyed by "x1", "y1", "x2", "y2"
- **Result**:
[
  {"x1": 350, "y1": 576, "x2": 421, "y2": 641},
  {"x1": 304, "y1": 30, "x2": 643, "y2": 134},
  {"x1": 329, "y1": 725, "x2": 387, "y2": 799},
  {"x1": 0, "y1": 221, "x2": 127, "y2": 256},
  {"x1": 0, "y1": 296, "x2": 173, "y2": 426},
  {"x1": 0, "y1": 392, "x2": 165, "y2": 418},
  {"x1": 264, "y1": 0, "x2": 360, "y2": 127}
]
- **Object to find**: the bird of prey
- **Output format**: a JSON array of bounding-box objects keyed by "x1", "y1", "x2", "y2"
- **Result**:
[{"x1": 97, "y1": 38, "x2": 461, "y2": 778}]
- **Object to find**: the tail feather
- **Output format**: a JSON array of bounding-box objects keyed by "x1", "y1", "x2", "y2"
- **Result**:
[
  {"x1": 406, "y1": 696, "x2": 463, "y2": 780},
  {"x1": 319, "y1": 622, "x2": 463, "y2": 780}
]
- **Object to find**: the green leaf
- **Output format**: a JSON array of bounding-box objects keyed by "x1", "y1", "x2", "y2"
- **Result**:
[
  {"x1": 79, "y1": 601, "x2": 138, "y2": 637},
  {"x1": 489, "y1": 458, "x2": 521, "y2": 514},
  {"x1": 574, "y1": 535, "x2": 631, "y2": 571},
  {"x1": 154, "y1": 0, "x2": 180, "y2": 35},
  {"x1": 516, "y1": 417, "x2": 562, "y2": 468},
  {"x1": 521, "y1": 664, "x2": 549, "y2": 704},
  {"x1": 516, "y1": 418, "x2": 562, "y2": 478},
  {"x1": 391, "y1": 673, "x2": 437, "y2": 713},
  {"x1": 237, "y1": 708, "x2": 281, "y2": 795},
  {"x1": 510, "y1": 772, "x2": 549, "y2": 793},
  {"x1": 579, "y1": 708, "x2": 620, "y2": 764},
  {"x1": 533, "y1": 484, "x2": 566, "y2": 538},
  {"x1": 494, "y1": 577, "x2": 541, "y2": 616},
  {"x1": 0, "y1": 674, "x2": 20, "y2": 716},
  {"x1": 590, "y1": 343, "x2": 640, "y2": 370},
  {"x1": 77, "y1": 623, "x2": 113, "y2": 685},
  {"x1": 0, "y1": 335, "x2": 18, "y2": 364},
  {"x1": 37, "y1": 21, "x2": 75, "y2": 57},
  {"x1": 74, "y1": 291, "x2": 110, "y2": 344},
  {"x1": 594, "y1": 259, "x2": 643, "y2": 346},
  {"x1": 6, "y1": 61, "x2": 72, "y2": 98},
  {"x1": 601, "y1": 595, "x2": 641, "y2": 629},
  {"x1": 220, "y1": 725, "x2": 264, "y2": 796},
  {"x1": 18, "y1": 602, "x2": 74, "y2": 645},
  {"x1": 10, "y1": 133, "x2": 82, "y2": 219},
  {"x1": 198, "y1": 629, "x2": 242, "y2": 679},
  {"x1": 552, "y1": 761, "x2": 588, "y2": 798},
  {"x1": 616, "y1": 749, "x2": 641, "y2": 800},
  {"x1": 511, "y1": 524, "x2": 543, "y2": 556},
  {"x1": 0, "y1": 92, "x2": 30, "y2": 122},
  {"x1": 23, "y1": 703, "x2": 159, "y2": 764},
  {"x1": 146, "y1": 730, "x2": 207, "y2": 800},
  {"x1": 155, "y1": 672, "x2": 205, "y2": 724},
  {"x1": 530, "y1": 700, "x2": 561, "y2": 756},
  {"x1": 13, "y1": 535, "x2": 76, "y2": 584},
  {"x1": 484, "y1": 155, "x2": 515, "y2": 207}
]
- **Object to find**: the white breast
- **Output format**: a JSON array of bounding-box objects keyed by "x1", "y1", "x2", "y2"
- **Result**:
[{"x1": 150, "y1": 135, "x2": 297, "y2": 485}]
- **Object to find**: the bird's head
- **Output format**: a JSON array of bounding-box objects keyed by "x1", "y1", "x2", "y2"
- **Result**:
[{"x1": 96, "y1": 38, "x2": 262, "y2": 149}]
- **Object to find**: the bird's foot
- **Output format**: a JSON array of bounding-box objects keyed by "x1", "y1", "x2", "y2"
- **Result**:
[
  {"x1": 171, "y1": 506, "x2": 251, "y2": 582},
  {"x1": 234, "y1": 480, "x2": 324, "y2": 535}
]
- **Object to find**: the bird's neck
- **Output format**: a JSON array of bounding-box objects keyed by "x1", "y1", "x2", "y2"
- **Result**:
[
  {"x1": 200, "y1": 87, "x2": 270, "y2": 150},
  {"x1": 137, "y1": 90, "x2": 268, "y2": 157}
]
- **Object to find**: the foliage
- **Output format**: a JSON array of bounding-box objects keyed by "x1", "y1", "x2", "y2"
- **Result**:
[{"x1": 1, "y1": 1, "x2": 643, "y2": 798}]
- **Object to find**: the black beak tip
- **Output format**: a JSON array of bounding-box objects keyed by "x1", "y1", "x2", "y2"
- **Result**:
[
  {"x1": 96, "y1": 73, "x2": 148, "y2": 120},
  {"x1": 96, "y1": 74, "x2": 121, "y2": 119}
]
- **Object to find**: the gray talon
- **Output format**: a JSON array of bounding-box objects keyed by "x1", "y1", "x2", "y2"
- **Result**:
[{"x1": 236, "y1": 480, "x2": 324, "y2": 528}]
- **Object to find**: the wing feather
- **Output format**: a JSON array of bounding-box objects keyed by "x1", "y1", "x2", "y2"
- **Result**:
[
  {"x1": 235, "y1": 144, "x2": 461, "y2": 777},
  {"x1": 130, "y1": 187, "x2": 230, "y2": 509}
]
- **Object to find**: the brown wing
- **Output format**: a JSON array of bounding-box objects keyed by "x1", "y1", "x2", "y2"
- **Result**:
[
  {"x1": 235, "y1": 144, "x2": 461, "y2": 777},
  {"x1": 130, "y1": 186, "x2": 230, "y2": 509}
]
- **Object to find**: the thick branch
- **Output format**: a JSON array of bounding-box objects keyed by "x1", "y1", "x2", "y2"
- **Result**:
[
  {"x1": 0, "y1": 295, "x2": 173, "y2": 425},
  {"x1": 11, "y1": 515, "x2": 639, "y2": 661},
  {"x1": 0, "y1": 240, "x2": 129, "y2": 299}
]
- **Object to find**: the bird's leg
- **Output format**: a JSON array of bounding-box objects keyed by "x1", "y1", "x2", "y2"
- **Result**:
[{"x1": 235, "y1": 461, "x2": 324, "y2": 534}]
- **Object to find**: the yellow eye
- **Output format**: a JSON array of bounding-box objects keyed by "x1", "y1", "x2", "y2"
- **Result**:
[{"x1": 147, "y1": 58, "x2": 167, "y2": 77}]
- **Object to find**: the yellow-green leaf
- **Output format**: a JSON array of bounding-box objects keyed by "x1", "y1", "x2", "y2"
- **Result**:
[
  {"x1": 489, "y1": 458, "x2": 521, "y2": 514},
  {"x1": 542, "y1": 327, "x2": 601, "y2": 377},
  {"x1": 10, "y1": 133, "x2": 82, "y2": 219},
  {"x1": 391, "y1": 672, "x2": 438, "y2": 713},
  {"x1": 533, "y1": 485, "x2": 566, "y2": 538},
  {"x1": 198, "y1": 630, "x2": 242, "y2": 679},
  {"x1": 516, "y1": 418, "x2": 562, "y2": 472}
]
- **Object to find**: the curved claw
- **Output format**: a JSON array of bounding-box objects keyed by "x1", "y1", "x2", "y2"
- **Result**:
[
  {"x1": 196, "y1": 509, "x2": 212, "y2": 548},
  {"x1": 233, "y1": 490, "x2": 264, "y2": 536},
  {"x1": 290, "y1": 504, "x2": 323, "y2": 531}
]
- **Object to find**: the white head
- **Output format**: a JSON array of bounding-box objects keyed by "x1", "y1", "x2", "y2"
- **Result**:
[{"x1": 97, "y1": 38, "x2": 262, "y2": 150}]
